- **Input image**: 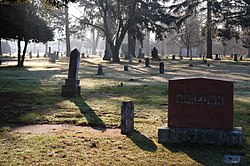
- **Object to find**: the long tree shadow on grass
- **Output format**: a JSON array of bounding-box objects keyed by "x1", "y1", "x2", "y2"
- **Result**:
[
  {"x1": 127, "y1": 130, "x2": 157, "y2": 152},
  {"x1": 0, "y1": 66, "x2": 65, "y2": 128},
  {"x1": 69, "y1": 97, "x2": 106, "y2": 129}
]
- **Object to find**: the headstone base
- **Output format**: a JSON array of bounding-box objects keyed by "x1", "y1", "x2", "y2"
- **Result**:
[
  {"x1": 61, "y1": 85, "x2": 81, "y2": 97},
  {"x1": 158, "y1": 127, "x2": 243, "y2": 146}
]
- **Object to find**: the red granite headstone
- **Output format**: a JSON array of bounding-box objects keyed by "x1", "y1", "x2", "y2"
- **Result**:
[{"x1": 168, "y1": 77, "x2": 233, "y2": 130}]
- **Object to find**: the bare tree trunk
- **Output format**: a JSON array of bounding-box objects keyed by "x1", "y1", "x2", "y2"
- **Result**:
[
  {"x1": 190, "y1": 47, "x2": 193, "y2": 60},
  {"x1": 223, "y1": 46, "x2": 227, "y2": 57},
  {"x1": 17, "y1": 38, "x2": 22, "y2": 67},
  {"x1": 206, "y1": 0, "x2": 213, "y2": 59},
  {"x1": 186, "y1": 45, "x2": 190, "y2": 58},
  {"x1": 44, "y1": 42, "x2": 48, "y2": 57},
  {"x1": 0, "y1": 38, "x2": 2, "y2": 56},
  {"x1": 248, "y1": 47, "x2": 250, "y2": 58},
  {"x1": 92, "y1": 30, "x2": 99, "y2": 55},
  {"x1": 128, "y1": 28, "x2": 135, "y2": 58},
  {"x1": 112, "y1": 47, "x2": 120, "y2": 62},
  {"x1": 65, "y1": 5, "x2": 71, "y2": 57},
  {"x1": 145, "y1": 31, "x2": 150, "y2": 56},
  {"x1": 20, "y1": 40, "x2": 28, "y2": 67}
]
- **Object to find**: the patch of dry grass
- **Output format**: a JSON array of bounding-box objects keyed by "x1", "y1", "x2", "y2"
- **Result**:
[{"x1": 0, "y1": 56, "x2": 250, "y2": 165}]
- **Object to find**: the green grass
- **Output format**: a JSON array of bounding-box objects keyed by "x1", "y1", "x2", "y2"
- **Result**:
[{"x1": 0, "y1": 57, "x2": 250, "y2": 165}]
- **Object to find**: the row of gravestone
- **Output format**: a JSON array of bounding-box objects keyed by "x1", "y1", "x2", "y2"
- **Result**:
[
  {"x1": 61, "y1": 49, "x2": 243, "y2": 146},
  {"x1": 96, "y1": 61, "x2": 165, "y2": 74}
]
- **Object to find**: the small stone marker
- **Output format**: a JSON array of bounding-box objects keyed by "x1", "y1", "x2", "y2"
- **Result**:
[
  {"x1": 124, "y1": 64, "x2": 129, "y2": 71},
  {"x1": 159, "y1": 62, "x2": 164, "y2": 74},
  {"x1": 61, "y1": 48, "x2": 81, "y2": 97},
  {"x1": 215, "y1": 54, "x2": 219, "y2": 60},
  {"x1": 97, "y1": 64, "x2": 104, "y2": 75},
  {"x1": 49, "y1": 52, "x2": 56, "y2": 63},
  {"x1": 151, "y1": 47, "x2": 159, "y2": 59},
  {"x1": 158, "y1": 77, "x2": 243, "y2": 146},
  {"x1": 56, "y1": 51, "x2": 59, "y2": 59},
  {"x1": 121, "y1": 101, "x2": 134, "y2": 135},
  {"x1": 223, "y1": 155, "x2": 241, "y2": 164},
  {"x1": 81, "y1": 53, "x2": 85, "y2": 58},
  {"x1": 234, "y1": 54, "x2": 238, "y2": 61},
  {"x1": 145, "y1": 58, "x2": 150, "y2": 67},
  {"x1": 172, "y1": 55, "x2": 175, "y2": 60}
]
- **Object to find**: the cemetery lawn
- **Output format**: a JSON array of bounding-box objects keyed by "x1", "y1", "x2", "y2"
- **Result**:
[{"x1": 0, "y1": 57, "x2": 250, "y2": 165}]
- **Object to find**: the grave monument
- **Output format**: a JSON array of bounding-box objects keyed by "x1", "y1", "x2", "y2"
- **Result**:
[
  {"x1": 158, "y1": 77, "x2": 243, "y2": 146},
  {"x1": 61, "y1": 49, "x2": 81, "y2": 97}
]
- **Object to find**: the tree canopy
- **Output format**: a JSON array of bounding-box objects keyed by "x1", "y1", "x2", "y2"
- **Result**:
[
  {"x1": 0, "y1": 2, "x2": 54, "y2": 66},
  {"x1": 169, "y1": 0, "x2": 250, "y2": 57},
  {"x1": 77, "y1": 0, "x2": 177, "y2": 62}
]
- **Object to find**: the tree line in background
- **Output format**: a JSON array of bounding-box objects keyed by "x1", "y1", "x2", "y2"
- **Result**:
[{"x1": 0, "y1": 0, "x2": 249, "y2": 66}]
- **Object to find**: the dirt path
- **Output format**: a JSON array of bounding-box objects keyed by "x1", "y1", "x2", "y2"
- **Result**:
[{"x1": 11, "y1": 124, "x2": 122, "y2": 138}]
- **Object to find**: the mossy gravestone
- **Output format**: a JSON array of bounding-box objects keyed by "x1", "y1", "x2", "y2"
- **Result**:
[
  {"x1": 61, "y1": 48, "x2": 81, "y2": 97},
  {"x1": 158, "y1": 77, "x2": 243, "y2": 146}
]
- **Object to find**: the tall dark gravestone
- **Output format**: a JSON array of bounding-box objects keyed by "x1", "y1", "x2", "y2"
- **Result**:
[
  {"x1": 145, "y1": 58, "x2": 150, "y2": 67},
  {"x1": 158, "y1": 77, "x2": 243, "y2": 146},
  {"x1": 234, "y1": 54, "x2": 238, "y2": 61},
  {"x1": 121, "y1": 101, "x2": 134, "y2": 135},
  {"x1": 159, "y1": 62, "x2": 164, "y2": 74},
  {"x1": 61, "y1": 49, "x2": 81, "y2": 97},
  {"x1": 124, "y1": 64, "x2": 129, "y2": 71},
  {"x1": 97, "y1": 64, "x2": 104, "y2": 75}
]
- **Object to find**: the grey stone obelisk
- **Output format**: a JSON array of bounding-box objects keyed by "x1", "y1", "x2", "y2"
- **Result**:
[{"x1": 61, "y1": 48, "x2": 81, "y2": 97}]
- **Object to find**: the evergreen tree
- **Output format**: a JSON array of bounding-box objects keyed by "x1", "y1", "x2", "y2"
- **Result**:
[
  {"x1": 0, "y1": 2, "x2": 54, "y2": 67},
  {"x1": 169, "y1": 0, "x2": 249, "y2": 58}
]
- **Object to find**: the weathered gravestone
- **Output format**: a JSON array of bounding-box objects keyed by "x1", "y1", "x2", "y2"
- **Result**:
[
  {"x1": 56, "y1": 51, "x2": 59, "y2": 59},
  {"x1": 97, "y1": 64, "x2": 104, "y2": 75},
  {"x1": 121, "y1": 101, "x2": 134, "y2": 135},
  {"x1": 215, "y1": 54, "x2": 220, "y2": 60},
  {"x1": 172, "y1": 54, "x2": 175, "y2": 60},
  {"x1": 145, "y1": 58, "x2": 150, "y2": 67},
  {"x1": 124, "y1": 64, "x2": 129, "y2": 71},
  {"x1": 48, "y1": 52, "x2": 57, "y2": 63},
  {"x1": 234, "y1": 54, "x2": 238, "y2": 61},
  {"x1": 61, "y1": 49, "x2": 81, "y2": 97},
  {"x1": 81, "y1": 53, "x2": 85, "y2": 58},
  {"x1": 159, "y1": 62, "x2": 164, "y2": 74},
  {"x1": 151, "y1": 47, "x2": 159, "y2": 59},
  {"x1": 158, "y1": 77, "x2": 243, "y2": 146}
]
